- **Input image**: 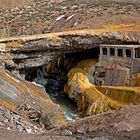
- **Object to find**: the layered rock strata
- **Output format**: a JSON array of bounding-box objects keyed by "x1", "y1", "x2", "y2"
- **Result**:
[{"x1": 0, "y1": 68, "x2": 67, "y2": 130}]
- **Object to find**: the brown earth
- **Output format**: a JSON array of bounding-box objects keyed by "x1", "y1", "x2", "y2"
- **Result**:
[
  {"x1": 0, "y1": 0, "x2": 32, "y2": 8},
  {"x1": 0, "y1": 0, "x2": 140, "y2": 139},
  {"x1": 46, "y1": 105, "x2": 140, "y2": 140},
  {"x1": 0, "y1": 105, "x2": 140, "y2": 140},
  {"x1": 0, "y1": 0, "x2": 139, "y2": 37},
  {"x1": 0, "y1": 128, "x2": 76, "y2": 140}
]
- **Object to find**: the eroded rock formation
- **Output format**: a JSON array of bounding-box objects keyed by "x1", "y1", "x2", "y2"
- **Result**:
[
  {"x1": 64, "y1": 67, "x2": 123, "y2": 116},
  {"x1": 64, "y1": 59, "x2": 140, "y2": 116},
  {"x1": 0, "y1": 68, "x2": 67, "y2": 130}
]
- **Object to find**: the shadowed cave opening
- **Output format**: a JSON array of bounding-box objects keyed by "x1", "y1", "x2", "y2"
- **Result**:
[{"x1": 22, "y1": 48, "x2": 99, "y2": 121}]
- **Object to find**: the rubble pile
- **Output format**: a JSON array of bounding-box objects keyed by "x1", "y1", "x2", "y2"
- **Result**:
[{"x1": 0, "y1": 106, "x2": 45, "y2": 134}]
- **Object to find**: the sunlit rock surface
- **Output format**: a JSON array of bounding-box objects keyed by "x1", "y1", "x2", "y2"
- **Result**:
[
  {"x1": 0, "y1": 68, "x2": 66, "y2": 130},
  {"x1": 76, "y1": 59, "x2": 97, "y2": 84},
  {"x1": 130, "y1": 73, "x2": 140, "y2": 86},
  {"x1": 96, "y1": 86, "x2": 140, "y2": 105}
]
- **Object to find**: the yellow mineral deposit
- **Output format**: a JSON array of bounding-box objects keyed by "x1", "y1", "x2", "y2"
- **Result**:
[
  {"x1": 64, "y1": 59, "x2": 140, "y2": 116},
  {"x1": 76, "y1": 59, "x2": 97, "y2": 84},
  {"x1": 96, "y1": 86, "x2": 140, "y2": 105},
  {"x1": 64, "y1": 67, "x2": 123, "y2": 116},
  {"x1": 130, "y1": 73, "x2": 140, "y2": 86}
]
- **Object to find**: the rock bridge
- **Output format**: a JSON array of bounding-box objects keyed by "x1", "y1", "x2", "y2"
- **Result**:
[{"x1": 0, "y1": 24, "x2": 140, "y2": 78}]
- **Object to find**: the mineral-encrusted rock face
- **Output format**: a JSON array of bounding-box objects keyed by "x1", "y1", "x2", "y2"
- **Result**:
[
  {"x1": 64, "y1": 59, "x2": 140, "y2": 116},
  {"x1": 0, "y1": 68, "x2": 67, "y2": 130},
  {"x1": 64, "y1": 67, "x2": 123, "y2": 116}
]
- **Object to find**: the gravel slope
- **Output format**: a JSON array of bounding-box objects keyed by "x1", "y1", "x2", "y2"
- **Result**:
[{"x1": 0, "y1": 0, "x2": 139, "y2": 37}]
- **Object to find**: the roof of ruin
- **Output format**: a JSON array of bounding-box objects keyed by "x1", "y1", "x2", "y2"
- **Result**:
[{"x1": 100, "y1": 44, "x2": 140, "y2": 49}]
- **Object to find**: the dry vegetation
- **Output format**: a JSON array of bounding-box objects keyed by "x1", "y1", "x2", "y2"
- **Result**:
[{"x1": 0, "y1": 0, "x2": 139, "y2": 38}]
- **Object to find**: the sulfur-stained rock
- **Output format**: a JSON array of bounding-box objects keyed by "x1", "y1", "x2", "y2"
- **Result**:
[
  {"x1": 0, "y1": 68, "x2": 67, "y2": 130},
  {"x1": 76, "y1": 59, "x2": 97, "y2": 84},
  {"x1": 64, "y1": 67, "x2": 123, "y2": 116},
  {"x1": 130, "y1": 73, "x2": 140, "y2": 86},
  {"x1": 65, "y1": 59, "x2": 140, "y2": 116},
  {"x1": 96, "y1": 86, "x2": 140, "y2": 105}
]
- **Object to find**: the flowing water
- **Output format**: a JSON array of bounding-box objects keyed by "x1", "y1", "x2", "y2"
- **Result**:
[{"x1": 33, "y1": 68, "x2": 80, "y2": 122}]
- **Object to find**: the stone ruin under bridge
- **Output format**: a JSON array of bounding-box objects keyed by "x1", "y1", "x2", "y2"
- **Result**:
[{"x1": 94, "y1": 44, "x2": 140, "y2": 86}]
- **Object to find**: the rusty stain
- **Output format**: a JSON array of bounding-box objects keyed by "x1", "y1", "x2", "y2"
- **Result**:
[
  {"x1": 0, "y1": 98, "x2": 17, "y2": 111},
  {"x1": 96, "y1": 86, "x2": 140, "y2": 105},
  {"x1": 0, "y1": 69, "x2": 29, "y2": 96}
]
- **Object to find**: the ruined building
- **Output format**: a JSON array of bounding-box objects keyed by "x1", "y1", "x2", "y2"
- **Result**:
[{"x1": 94, "y1": 45, "x2": 140, "y2": 86}]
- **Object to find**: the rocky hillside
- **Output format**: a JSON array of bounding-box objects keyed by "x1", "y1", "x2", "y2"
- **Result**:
[
  {"x1": 0, "y1": 0, "x2": 32, "y2": 8},
  {"x1": 0, "y1": 105, "x2": 140, "y2": 140},
  {"x1": 0, "y1": 0, "x2": 139, "y2": 37},
  {"x1": 46, "y1": 105, "x2": 140, "y2": 140}
]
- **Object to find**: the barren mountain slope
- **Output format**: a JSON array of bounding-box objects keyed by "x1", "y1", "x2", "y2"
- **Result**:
[
  {"x1": 0, "y1": 0, "x2": 32, "y2": 8},
  {"x1": 0, "y1": 0, "x2": 139, "y2": 37}
]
